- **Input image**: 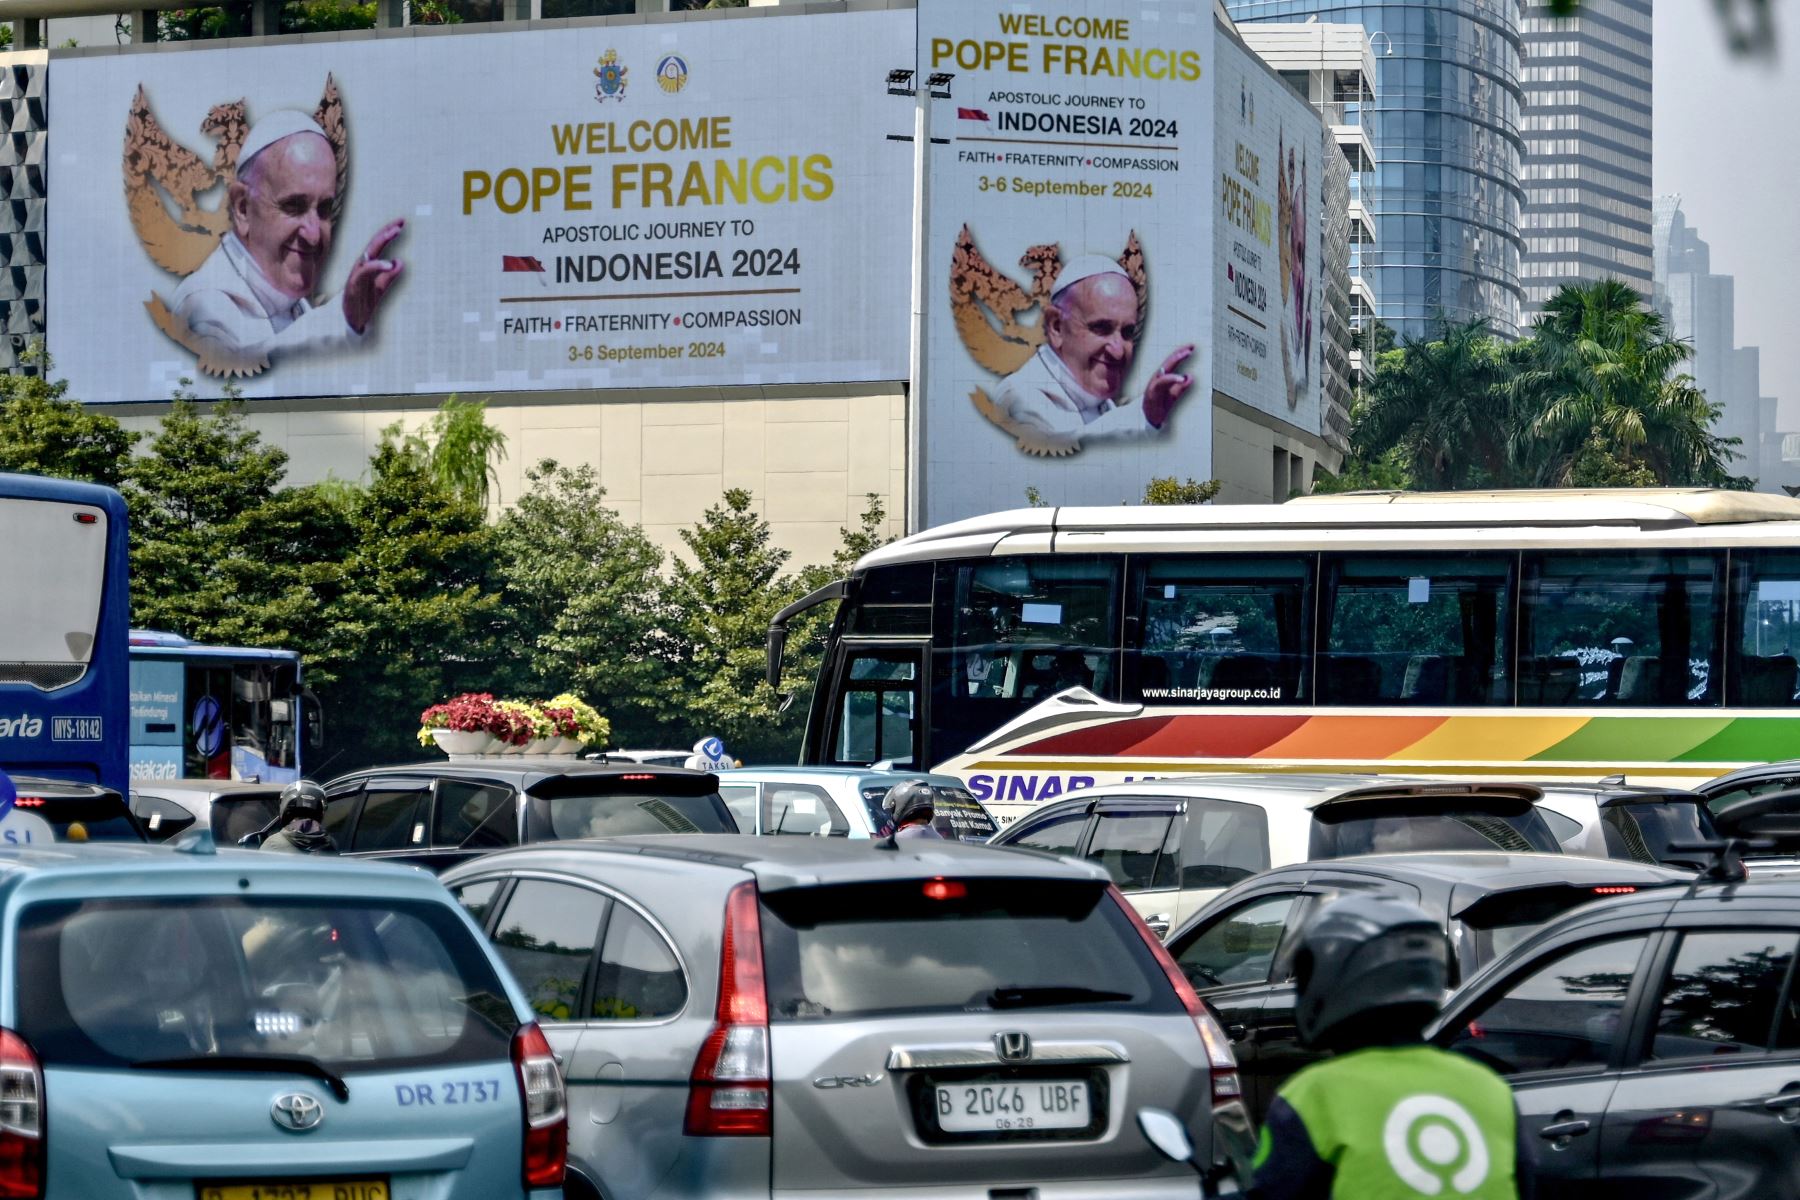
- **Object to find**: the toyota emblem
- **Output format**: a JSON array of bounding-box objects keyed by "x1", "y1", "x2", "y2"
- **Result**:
[
  {"x1": 271, "y1": 1092, "x2": 325, "y2": 1132},
  {"x1": 995, "y1": 1031, "x2": 1032, "y2": 1062}
]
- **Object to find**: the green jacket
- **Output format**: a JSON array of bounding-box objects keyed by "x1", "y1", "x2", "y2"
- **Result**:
[{"x1": 1250, "y1": 1044, "x2": 1529, "y2": 1200}]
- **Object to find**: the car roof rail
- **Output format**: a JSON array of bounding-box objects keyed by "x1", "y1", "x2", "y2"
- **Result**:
[{"x1": 1666, "y1": 837, "x2": 1778, "y2": 888}]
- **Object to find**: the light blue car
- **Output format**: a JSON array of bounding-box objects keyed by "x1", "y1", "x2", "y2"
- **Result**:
[{"x1": 0, "y1": 836, "x2": 566, "y2": 1199}]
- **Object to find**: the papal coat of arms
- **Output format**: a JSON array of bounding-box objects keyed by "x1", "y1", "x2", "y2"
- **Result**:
[{"x1": 594, "y1": 50, "x2": 629, "y2": 103}]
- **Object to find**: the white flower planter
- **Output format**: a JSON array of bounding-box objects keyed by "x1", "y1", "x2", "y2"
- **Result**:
[
  {"x1": 498, "y1": 738, "x2": 528, "y2": 755},
  {"x1": 524, "y1": 738, "x2": 559, "y2": 755},
  {"x1": 431, "y1": 729, "x2": 493, "y2": 757},
  {"x1": 552, "y1": 736, "x2": 585, "y2": 755}
]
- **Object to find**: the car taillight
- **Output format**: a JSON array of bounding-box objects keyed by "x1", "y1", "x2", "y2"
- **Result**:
[
  {"x1": 686, "y1": 880, "x2": 771, "y2": 1137},
  {"x1": 1591, "y1": 886, "x2": 1637, "y2": 895},
  {"x1": 1107, "y1": 887, "x2": 1241, "y2": 1106},
  {"x1": 511, "y1": 1023, "x2": 566, "y2": 1189},
  {"x1": 0, "y1": 1029, "x2": 43, "y2": 1200}
]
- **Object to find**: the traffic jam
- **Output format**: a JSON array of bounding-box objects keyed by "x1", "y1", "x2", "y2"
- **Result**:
[{"x1": 3, "y1": 482, "x2": 1800, "y2": 1194}]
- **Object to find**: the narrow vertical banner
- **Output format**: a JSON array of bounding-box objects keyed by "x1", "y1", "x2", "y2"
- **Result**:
[
  {"x1": 1213, "y1": 40, "x2": 1324, "y2": 436},
  {"x1": 918, "y1": 0, "x2": 1213, "y2": 526}
]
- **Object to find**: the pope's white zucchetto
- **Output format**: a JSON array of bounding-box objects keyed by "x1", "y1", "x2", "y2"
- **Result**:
[
  {"x1": 236, "y1": 110, "x2": 330, "y2": 174},
  {"x1": 1051, "y1": 253, "x2": 1131, "y2": 301}
]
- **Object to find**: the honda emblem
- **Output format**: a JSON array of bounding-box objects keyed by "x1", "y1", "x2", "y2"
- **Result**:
[{"x1": 995, "y1": 1031, "x2": 1032, "y2": 1062}]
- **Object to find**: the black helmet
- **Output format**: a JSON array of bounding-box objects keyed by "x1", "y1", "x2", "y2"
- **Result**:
[
  {"x1": 279, "y1": 780, "x2": 327, "y2": 823},
  {"x1": 1293, "y1": 893, "x2": 1448, "y2": 1050},
  {"x1": 884, "y1": 780, "x2": 936, "y2": 826}
]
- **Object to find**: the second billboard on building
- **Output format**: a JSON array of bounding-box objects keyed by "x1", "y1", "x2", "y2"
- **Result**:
[
  {"x1": 919, "y1": 0, "x2": 1214, "y2": 525},
  {"x1": 49, "y1": 11, "x2": 912, "y2": 403}
]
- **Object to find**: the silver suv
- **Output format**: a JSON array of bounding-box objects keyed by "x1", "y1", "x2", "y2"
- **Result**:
[{"x1": 441, "y1": 835, "x2": 1239, "y2": 1200}]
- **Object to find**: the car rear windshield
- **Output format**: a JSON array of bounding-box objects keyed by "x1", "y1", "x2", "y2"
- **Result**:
[
  {"x1": 1310, "y1": 800, "x2": 1562, "y2": 858},
  {"x1": 1458, "y1": 883, "x2": 1663, "y2": 968},
  {"x1": 758, "y1": 878, "x2": 1179, "y2": 1022},
  {"x1": 15, "y1": 792, "x2": 144, "y2": 842},
  {"x1": 16, "y1": 896, "x2": 519, "y2": 1072},
  {"x1": 528, "y1": 786, "x2": 736, "y2": 839},
  {"x1": 933, "y1": 787, "x2": 998, "y2": 841},
  {"x1": 1601, "y1": 802, "x2": 1715, "y2": 867}
]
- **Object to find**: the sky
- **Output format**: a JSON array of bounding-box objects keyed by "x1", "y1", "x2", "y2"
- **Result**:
[{"x1": 1653, "y1": 1, "x2": 1800, "y2": 425}]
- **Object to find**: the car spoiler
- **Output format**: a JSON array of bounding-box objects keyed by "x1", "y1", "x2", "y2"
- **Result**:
[{"x1": 1309, "y1": 782, "x2": 1545, "y2": 815}]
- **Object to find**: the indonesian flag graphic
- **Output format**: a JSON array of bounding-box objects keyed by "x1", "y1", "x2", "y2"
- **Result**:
[
  {"x1": 502, "y1": 255, "x2": 546, "y2": 272},
  {"x1": 957, "y1": 107, "x2": 991, "y2": 125}
]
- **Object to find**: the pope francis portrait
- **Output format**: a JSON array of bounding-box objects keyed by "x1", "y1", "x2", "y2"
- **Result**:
[
  {"x1": 988, "y1": 254, "x2": 1196, "y2": 454},
  {"x1": 169, "y1": 110, "x2": 404, "y2": 367}
]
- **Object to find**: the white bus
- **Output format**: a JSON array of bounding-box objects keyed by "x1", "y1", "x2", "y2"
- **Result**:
[{"x1": 770, "y1": 489, "x2": 1800, "y2": 824}]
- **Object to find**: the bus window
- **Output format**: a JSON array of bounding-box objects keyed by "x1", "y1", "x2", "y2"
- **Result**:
[
  {"x1": 1319, "y1": 554, "x2": 1514, "y2": 705},
  {"x1": 1520, "y1": 551, "x2": 1723, "y2": 707},
  {"x1": 930, "y1": 556, "x2": 1120, "y2": 762},
  {"x1": 1127, "y1": 556, "x2": 1313, "y2": 705},
  {"x1": 1729, "y1": 551, "x2": 1800, "y2": 706}
]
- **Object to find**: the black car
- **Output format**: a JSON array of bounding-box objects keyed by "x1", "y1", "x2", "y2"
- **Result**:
[
  {"x1": 1428, "y1": 873, "x2": 1800, "y2": 1200},
  {"x1": 1165, "y1": 852, "x2": 1694, "y2": 1119},
  {"x1": 3, "y1": 775, "x2": 145, "y2": 843},
  {"x1": 1696, "y1": 760, "x2": 1800, "y2": 868},
  {"x1": 317, "y1": 759, "x2": 738, "y2": 871}
]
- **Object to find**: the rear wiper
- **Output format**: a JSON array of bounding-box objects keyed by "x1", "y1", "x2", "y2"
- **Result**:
[
  {"x1": 131, "y1": 1053, "x2": 350, "y2": 1102},
  {"x1": 986, "y1": 986, "x2": 1132, "y2": 1009}
]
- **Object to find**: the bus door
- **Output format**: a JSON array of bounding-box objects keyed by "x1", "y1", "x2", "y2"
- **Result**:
[{"x1": 825, "y1": 641, "x2": 925, "y2": 769}]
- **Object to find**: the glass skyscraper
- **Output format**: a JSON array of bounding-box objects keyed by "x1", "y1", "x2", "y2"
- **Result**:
[
  {"x1": 1226, "y1": 1, "x2": 1526, "y2": 339},
  {"x1": 1518, "y1": 0, "x2": 1653, "y2": 322}
]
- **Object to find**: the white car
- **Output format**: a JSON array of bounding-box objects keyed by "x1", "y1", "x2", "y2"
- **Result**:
[
  {"x1": 989, "y1": 774, "x2": 1564, "y2": 938},
  {"x1": 713, "y1": 767, "x2": 998, "y2": 841},
  {"x1": 1533, "y1": 782, "x2": 1719, "y2": 869}
]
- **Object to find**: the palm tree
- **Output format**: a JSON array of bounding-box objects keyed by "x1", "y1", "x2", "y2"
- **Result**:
[
  {"x1": 1513, "y1": 281, "x2": 1743, "y2": 487},
  {"x1": 1352, "y1": 318, "x2": 1516, "y2": 490}
]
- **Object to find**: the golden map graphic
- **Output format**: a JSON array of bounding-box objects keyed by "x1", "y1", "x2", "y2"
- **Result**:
[
  {"x1": 127, "y1": 76, "x2": 349, "y2": 378},
  {"x1": 950, "y1": 225, "x2": 1148, "y2": 456}
]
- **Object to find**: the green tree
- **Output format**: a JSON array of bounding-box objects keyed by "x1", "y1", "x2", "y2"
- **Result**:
[
  {"x1": 1353, "y1": 319, "x2": 1516, "y2": 490},
  {"x1": 0, "y1": 350, "x2": 138, "y2": 487},
  {"x1": 1142, "y1": 477, "x2": 1221, "y2": 505},
  {"x1": 492, "y1": 459, "x2": 674, "y2": 747},
  {"x1": 383, "y1": 394, "x2": 508, "y2": 509},
  {"x1": 127, "y1": 391, "x2": 290, "y2": 631},
  {"x1": 1310, "y1": 444, "x2": 1414, "y2": 494},
  {"x1": 1514, "y1": 281, "x2": 1746, "y2": 488},
  {"x1": 664, "y1": 489, "x2": 796, "y2": 761},
  {"x1": 308, "y1": 439, "x2": 505, "y2": 772}
]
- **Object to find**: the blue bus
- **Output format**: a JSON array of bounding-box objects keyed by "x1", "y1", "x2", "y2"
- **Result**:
[
  {"x1": 0, "y1": 473, "x2": 131, "y2": 794},
  {"x1": 128, "y1": 631, "x2": 319, "y2": 785}
]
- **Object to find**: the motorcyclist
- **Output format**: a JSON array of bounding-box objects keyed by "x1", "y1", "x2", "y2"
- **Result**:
[
  {"x1": 256, "y1": 780, "x2": 337, "y2": 854},
  {"x1": 885, "y1": 780, "x2": 944, "y2": 841},
  {"x1": 1249, "y1": 893, "x2": 1533, "y2": 1200}
]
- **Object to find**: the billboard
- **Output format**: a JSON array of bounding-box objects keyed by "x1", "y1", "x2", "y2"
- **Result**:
[
  {"x1": 47, "y1": 12, "x2": 911, "y2": 403},
  {"x1": 1213, "y1": 36, "x2": 1323, "y2": 434},
  {"x1": 919, "y1": 0, "x2": 1213, "y2": 525}
]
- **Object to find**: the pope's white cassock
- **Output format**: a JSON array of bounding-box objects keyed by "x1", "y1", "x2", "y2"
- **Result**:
[
  {"x1": 170, "y1": 231, "x2": 364, "y2": 362},
  {"x1": 989, "y1": 343, "x2": 1160, "y2": 454}
]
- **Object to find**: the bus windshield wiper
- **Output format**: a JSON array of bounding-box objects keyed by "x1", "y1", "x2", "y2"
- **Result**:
[
  {"x1": 985, "y1": 985, "x2": 1133, "y2": 1009},
  {"x1": 130, "y1": 1053, "x2": 350, "y2": 1101}
]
